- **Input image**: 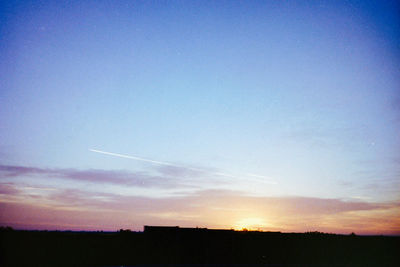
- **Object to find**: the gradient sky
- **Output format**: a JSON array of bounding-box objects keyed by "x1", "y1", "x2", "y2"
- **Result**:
[{"x1": 1, "y1": 0, "x2": 399, "y2": 234}]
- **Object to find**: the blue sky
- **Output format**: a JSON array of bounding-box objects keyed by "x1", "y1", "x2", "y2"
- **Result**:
[{"x1": 0, "y1": 0, "x2": 399, "y2": 233}]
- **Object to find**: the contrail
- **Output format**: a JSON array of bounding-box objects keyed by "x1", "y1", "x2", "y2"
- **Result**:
[
  {"x1": 89, "y1": 149, "x2": 233, "y2": 177},
  {"x1": 89, "y1": 148, "x2": 277, "y2": 184},
  {"x1": 89, "y1": 149, "x2": 174, "y2": 166}
]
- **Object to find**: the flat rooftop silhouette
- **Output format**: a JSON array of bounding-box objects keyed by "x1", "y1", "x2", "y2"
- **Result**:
[{"x1": 1, "y1": 226, "x2": 399, "y2": 267}]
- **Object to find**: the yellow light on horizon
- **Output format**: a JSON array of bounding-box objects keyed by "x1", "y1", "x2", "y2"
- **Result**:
[{"x1": 234, "y1": 217, "x2": 267, "y2": 231}]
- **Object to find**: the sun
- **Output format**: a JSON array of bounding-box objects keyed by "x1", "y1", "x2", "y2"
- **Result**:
[{"x1": 234, "y1": 217, "x2": 267, "y2": 231}]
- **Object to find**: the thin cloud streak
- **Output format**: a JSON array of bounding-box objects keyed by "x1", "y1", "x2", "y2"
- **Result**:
[
  {"x1": 0, "y1": 164, "x2": 190, "y2": 189},
  {"x1": 89, "y1": 149, "x2": 277, "y2": 184}
]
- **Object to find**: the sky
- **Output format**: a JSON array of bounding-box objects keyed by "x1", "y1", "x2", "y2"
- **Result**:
[{"x1": 0, "y1": 0, "x2": 399, "y2": 234}]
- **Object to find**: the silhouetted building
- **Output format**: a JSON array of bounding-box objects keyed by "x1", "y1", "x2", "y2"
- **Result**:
[{"x1": 144, "y1": 225, "x2": 234, "y2": 234}]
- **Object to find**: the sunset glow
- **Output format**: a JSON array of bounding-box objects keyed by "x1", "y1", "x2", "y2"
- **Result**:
[
  {"x1": 1, "y1": 0, "x2": 399, "y2": 235},
  {"x1": 234, "y1": 217, "x2": 268, "y2": 231}
]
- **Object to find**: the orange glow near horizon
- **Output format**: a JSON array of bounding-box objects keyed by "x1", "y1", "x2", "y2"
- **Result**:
[
  {"x1": 1, "y1": 188, "x2": 399, "y2": 235},
  {"x1": 233, "y1": 217, "x2": 269, "y2": 231}
]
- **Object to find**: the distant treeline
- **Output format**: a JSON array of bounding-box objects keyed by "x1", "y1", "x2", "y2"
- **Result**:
[{"x1": 0, "y1": 226, "x2": 399, "y2": 267}]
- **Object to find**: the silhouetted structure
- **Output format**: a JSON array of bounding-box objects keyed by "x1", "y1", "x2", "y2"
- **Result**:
[
  {"x1": 144, "y1": 225, "x2": 235, "y2": 233},
  {"x1": 1, "y1": 226, "x2": 399, "y2": 267}
]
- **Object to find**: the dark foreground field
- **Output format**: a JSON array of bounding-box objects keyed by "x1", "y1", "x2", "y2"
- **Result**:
[{"x1": 1, "y1": 226, "x2": 399, "y2": 267}]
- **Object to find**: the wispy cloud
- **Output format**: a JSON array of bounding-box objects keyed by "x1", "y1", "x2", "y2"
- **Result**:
[
  {"x1": 0, "y1": 165, "x2": 48, "y2": 177},
  {"x1": 1, "y1": 183, "x2": 399, "y2": 234},
  {"x1": 0, "y1": 183, "x2": 20, "y2": 195},
  {"x1": 0, "y1": 164, "x2": 190, "y2": 189}
]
